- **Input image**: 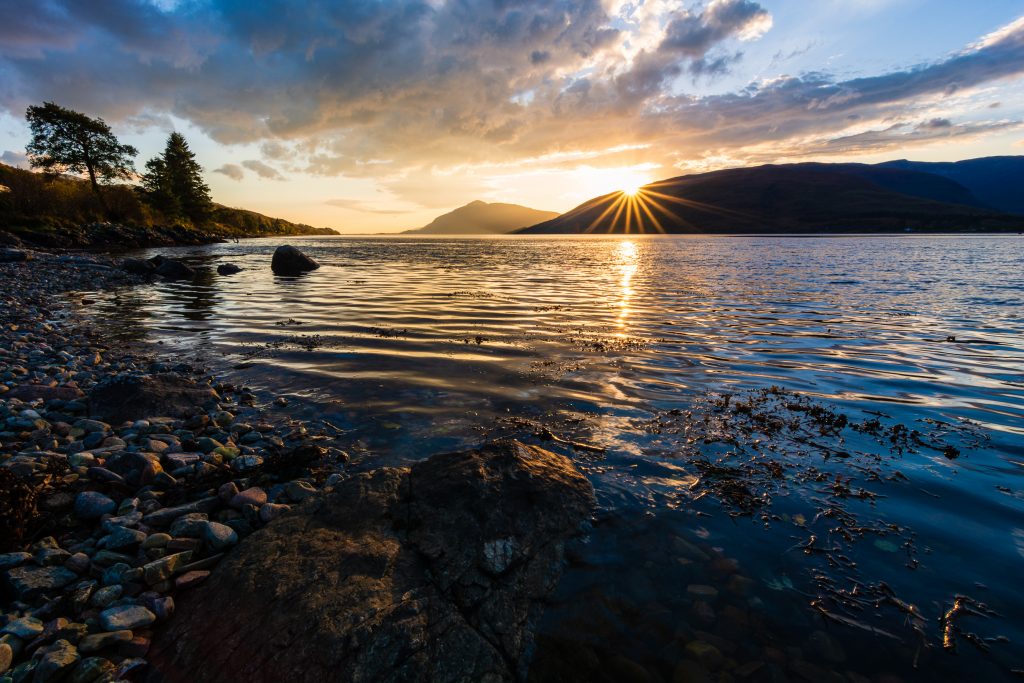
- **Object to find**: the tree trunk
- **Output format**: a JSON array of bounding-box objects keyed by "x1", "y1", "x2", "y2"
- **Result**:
[{"x1": 86, "y1": 163, "x2": 109, "y2": 218}]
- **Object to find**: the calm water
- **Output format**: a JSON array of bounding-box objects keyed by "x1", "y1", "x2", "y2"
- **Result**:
[{"x1": 91, "y1": 235, "x2": 1024, "y2": 681}]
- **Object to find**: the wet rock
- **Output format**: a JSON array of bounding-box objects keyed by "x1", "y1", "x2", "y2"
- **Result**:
[
  {"x1": 100, "y1": 605, "x2": 156, "y2": 631},
  {"x1": 87, "y1": 373, "x2": 219, "y2": 423},
  {"x1": 4, "y1": 565, "x2": 78, "y2": 601},
  {"x1": 216, "y1": 263, "x2": 241, "y2": 275},
  {"x1": 2, "y1": 617, "x2": 44, "y2": 639},
  {"x1": 270, "y1": 245, "x2": 320, "y2": 276},
  {"x1": 32, "y1": 639, "x2": 79, "y2": 683},
  {"x1": 74, "y1": 491, "x2": 116, "y2": 520},
  {"x1": 148, "y1": 440, "x2": 595, "y2": 682},
  {"x1": 150, "y1": 256, "x2": 195, "y2": 280}
]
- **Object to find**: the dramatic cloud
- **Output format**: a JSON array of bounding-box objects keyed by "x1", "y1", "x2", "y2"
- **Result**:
[
  {"x1": 241, "y1": 160, "x2": 283, "y2": 180},
  {"x1": 214, "y1": 163, "x2": 244, "y2": 180},
  {"x1": 0, "y1": 1, "x2": 1021, "y2": 210}
]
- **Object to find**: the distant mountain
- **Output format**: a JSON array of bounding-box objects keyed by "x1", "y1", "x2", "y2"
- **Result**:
[
  {"x1": 878, "y1": 156, "x2": 1024, "y2": 214},
  {"x1": 517, "y1": 162, "x2": 1024, "y2": 234},
  {"x1": 405, "y1": 200, "x2": 559, "y2": 234}
]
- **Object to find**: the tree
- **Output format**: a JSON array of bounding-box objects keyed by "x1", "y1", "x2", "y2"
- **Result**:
[
  {"x1": 141, "y1": 132, "x2": 213, "y2": 224},
  {"x1": 25, "y1": 102, "x2": 137, "y2": 214}
]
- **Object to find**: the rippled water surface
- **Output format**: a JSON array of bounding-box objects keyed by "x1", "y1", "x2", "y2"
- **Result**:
[{"x1": 92, "y1": 235, "x2": 1024, "y2": 681}]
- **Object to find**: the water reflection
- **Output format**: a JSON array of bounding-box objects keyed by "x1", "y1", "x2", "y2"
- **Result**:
[{"x1": 85, "y1": 234, "x2": 1024, "y2": 680}]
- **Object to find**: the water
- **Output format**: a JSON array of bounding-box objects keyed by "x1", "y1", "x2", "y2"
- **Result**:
[{"x1": 90, "y1": 235, "x2": 1024, "y2": 680}]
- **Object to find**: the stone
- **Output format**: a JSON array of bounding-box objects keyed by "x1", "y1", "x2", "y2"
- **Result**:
[
  {"x1": 87, "y1": 374, "x2": 218, "y2": 423},
  {"x1": 147, "y1": 440, "x2": 595, "y2": 683},
  {"x1": 150, "y1": 256, "x2": 195, "y2": 280},
  {"x1": 0, "y1": 642, "x2": 11, "y2": 675},
  {"x1": 217, "y1": 263, "x2": 242, "y2": 275},
  {"x1": 0, "y1": 552, "x2": 32, "y2": 570},
  {"x1": 141, "y1": 497, "x2": 220, "y2": 527},
  {"x1": 142, "y1": 552, "x2": 192, "y2": 585},
  {"x1": 64, "y1": 553, "x2": 90, "y2": 574},
  {"x1": 102, "y1": 526, "x2": 146, "y2": 550},
  {"x1": 201, "y1": 522, "x2": 238, "y2": 551},
  {"x1": 5, "y1": 384, "x2": 84, "y2": 403},
  {"x1": 3, "y1": 565, "x2": 78, "y2": 601},
  {"x1": 685, "y1": 641, "x2": 723, "y2": 670},
  {"x1": 169, "y1": 513, "x2": 209, "y2": 538},
  {"x1": 78, "y1": 631, "x2": 133, "y2": 654},
  {"x1": 69, "y1": 656, "x2": 115, "y2": 683},
  {"x1": 686, "y1": 584, "x2": 719, "y2": 601},
  {"x1": 271, "y1": 245, "x2": 320, "y2": 275},
  {"x1": 283, "y1": 480, "x2": 317, "y2": 502},
  {"x1": 74, "y1": 491, "x2": 116, "y2": 519},
  {"x1": 142, "y1": 533, "x2": 171, "y2": 549},
  {"x1": 90, "y1": 585, "x2": 123, "y2": 609},
  {"x1": 2, "y1": 617, "x2": 44, "y2": 639},
  {"x1": 229, "y1": 487, "x2": 267, "y2": 510},
  {"x1": 32, "y1": 639, "x2": 79, "y2": 683},
  {"x1": 99, "y1": 605, "x2": 156, "y2": 632},
  {"x1": 121, "y1": 257, "x2": 155, "y2": 275},
  {"x1": 258, "y1": 503, "x2": 289, "y2": 523}
]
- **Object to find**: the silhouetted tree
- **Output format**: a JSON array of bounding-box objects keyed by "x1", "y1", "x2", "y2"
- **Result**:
[
  {"x1": 25, "y1": 102, "x2": 137, "y2": 214},
  {"x1": 142, "y1": 132, "x2": 212, "y2": 224}
]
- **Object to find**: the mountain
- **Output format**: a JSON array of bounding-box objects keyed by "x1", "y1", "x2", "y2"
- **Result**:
[
  {"x1": 517, "y1": 162, "x2": 1024, "y2": 234},
  {"x1": 878, "y1": 156, "x2": 1024, "y2": 215},
  {"x1": 405, "y1": 200, "x2": 559, "y2": 234}
]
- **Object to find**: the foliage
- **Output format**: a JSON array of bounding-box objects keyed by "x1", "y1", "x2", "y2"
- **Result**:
[
  {"x1": 25, "y1": 102, "x2": 138, "y2": 210},
  {"x1": 141, "y1": 132, "x2": 213, "y2": 225}
]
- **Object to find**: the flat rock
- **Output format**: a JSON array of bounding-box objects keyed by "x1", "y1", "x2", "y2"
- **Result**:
[
  {"x1": 74, "y1": 491, "x2": 116, "y2": 519},
  {"x1": 147, "y1": 440, "x2": 594, "y2": 683},
  {"x1": 88, "y1": 374, "x2": 219, "y2": 423},
  {"x1": 3, "y1": 565, "x2": 78, "y2": 601},
  {"x1": 100, "y1": 605, "x2": 156, "y2": 631}
]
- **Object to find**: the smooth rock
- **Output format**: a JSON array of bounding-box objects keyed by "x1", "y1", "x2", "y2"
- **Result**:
[
  {"x1": 201, "y1": 522, "x2": 238, "y2": 551},
  {"x1": 74, "y1": 492, "x2": 116, "y2": 520},
  {"x1": 229, "y1": 487, "x2": 266, "y2": 510},
  {"x1": 3, "y1": 566, "x2": 77, "y2": 601},
  {"x1": 69, "y1": 656, "x2": 114, "y2": 683},
  {"x1": 32, "y1": 639, "x2": 79, "y2": 683},
  {"x1": 271, "y1": 245, "x2": 320, "y2": 276},
  {"x1": 77, "y1": 631, "x2": 133, "y2": 654},
  {"x1": 99, "y1": 605, "x2": 156, "y2": 632}
]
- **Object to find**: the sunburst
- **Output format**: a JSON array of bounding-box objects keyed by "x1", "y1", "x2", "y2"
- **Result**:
[{"x1": 583, "y1": 183, "x2": 751, "y2": 234}]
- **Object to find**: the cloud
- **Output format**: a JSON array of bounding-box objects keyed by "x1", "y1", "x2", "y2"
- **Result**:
[
  {"x1": 241, "y1": 159, "x2": 283, "y2": 180},
  {"x1": 213, "y1": 163, "x2": 244, "y2": 180},
  {"x1": 0, "y1": 0, "x2": 1021, "y2": 207},
  {"x1": 1, "y1": 150, "x2": 29, "y2": 169},
  {"x1": 326, "y1": 198, "x2": 412, "y2": 215}
]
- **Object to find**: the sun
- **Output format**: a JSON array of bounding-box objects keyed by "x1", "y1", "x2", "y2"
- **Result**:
[{"x1": 621, "y1": 182, "x2": 643, "y2": 197}]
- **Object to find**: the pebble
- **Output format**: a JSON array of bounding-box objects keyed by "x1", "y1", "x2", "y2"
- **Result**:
[
  {"x1": 99, "y1": 605, "x2": 157, "y2": 631},
  {"x1": 231, "y1": 487, "x2": 268, "y2": 509},
  {"x1": 202, "y1": 521, "x2": 239, "y2": 550},
  {"x1": 32, "y1": 639, "x2": 79, "y2": 683},
  {"x1": 0, "y1": 643, "x2": 11, "y2": 675},
  {"x1": 73, "y1": 491, "x2": 117, "y2": 519}
]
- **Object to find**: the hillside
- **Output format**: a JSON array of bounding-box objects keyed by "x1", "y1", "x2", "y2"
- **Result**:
[
  {"x1": 518, "y1": 162, "x2": 1024, "y2": 234},
  {"x1": 879, "y1": 156, "x2": 1024, "y2": 215},
  {"x1": 0, "y1": 162, "x2": 337, "y2": 248},
  {"x1": 405, "y1": 200, "x2": 559, "y2": 234}
]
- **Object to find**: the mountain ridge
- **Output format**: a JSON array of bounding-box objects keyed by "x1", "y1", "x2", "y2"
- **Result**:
[
  {"x1": 405, "y1": 200, "x2": 559, "y2": 234},
  {"x1": 517, "y1": 158, "x2": 1024, "y2": 235}
]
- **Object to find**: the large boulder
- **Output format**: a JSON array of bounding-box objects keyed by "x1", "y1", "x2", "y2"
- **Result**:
[
  {"x1": 270, "y1": 245, "x2": 319, "y2": 275},
  {"x1": 88, "y1": 374, "x2": 219, "y2": 423},
  {"x1": 147, "y1": 440, "x2": 595, "y2": 683}
]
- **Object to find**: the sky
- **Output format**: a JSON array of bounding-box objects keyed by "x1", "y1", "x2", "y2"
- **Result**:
[{"x1": 0, "y1": 0, "x2": 1022, "y2": 233}]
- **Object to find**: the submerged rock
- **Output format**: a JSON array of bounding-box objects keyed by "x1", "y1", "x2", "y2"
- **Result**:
[
  {"x1": 149, "y1": 255, "x2": 195, "y2": 280},
  {"x1": 270, "y1": 245, "x2": 319, "y2": 275},
  {"x1": 88, "y1": 374, "x2": 219, "y2": 423},
  {"x1": 148, "y1": 440, "x2": 595, "y2": 682},
  {"x1": 216, "y1": 263, "x2": 242, "y2": 275}
]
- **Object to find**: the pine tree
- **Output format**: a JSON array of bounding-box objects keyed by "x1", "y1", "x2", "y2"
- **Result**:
[{"x1": 142, "y1": 132, "x2": 212, "y2": 224}]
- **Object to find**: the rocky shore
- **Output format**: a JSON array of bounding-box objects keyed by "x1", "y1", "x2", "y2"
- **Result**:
[{"x1": 0, "y1": 248, "x2": 595, "y2": 682}]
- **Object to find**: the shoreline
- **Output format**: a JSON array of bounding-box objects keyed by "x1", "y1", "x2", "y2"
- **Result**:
[{"x1": 0, "y1": 250, "x2": 354, "y2": 680}]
